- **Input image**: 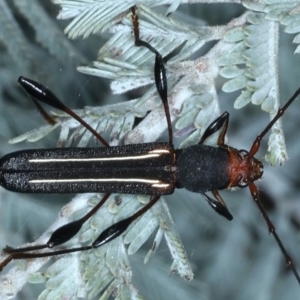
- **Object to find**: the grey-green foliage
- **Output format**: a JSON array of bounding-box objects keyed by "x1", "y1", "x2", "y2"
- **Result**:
[{"x1": 1, "y1": 1, "x2": 300, "y2": 300}]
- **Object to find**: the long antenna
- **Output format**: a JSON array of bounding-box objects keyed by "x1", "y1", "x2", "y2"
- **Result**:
[{"x1": 249, "y1": 86, "x2": 300, "y2": 157}]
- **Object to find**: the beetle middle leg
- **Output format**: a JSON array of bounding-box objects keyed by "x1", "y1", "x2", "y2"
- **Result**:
[
  {"x1": 198, "y1": 111, "x2": 229, "y2": 146},
  {"x1": 196, "y1": 112, "x2": 233, "y2": 219}
]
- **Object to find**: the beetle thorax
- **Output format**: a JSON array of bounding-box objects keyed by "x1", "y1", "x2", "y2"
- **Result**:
[{"x1": 227, "y1": 147, "x2": 264, "y2": 189}]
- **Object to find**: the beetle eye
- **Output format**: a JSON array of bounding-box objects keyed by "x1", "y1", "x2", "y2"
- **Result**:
[
  {"x1": 238, "y1": 149, "x2": 248, "y2": 158},
  {"x1": 238, "y1": 178, "x2": 248, "y2": 188}
]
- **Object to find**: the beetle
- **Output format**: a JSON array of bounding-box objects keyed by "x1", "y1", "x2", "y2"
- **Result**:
[{"x1": 0, "y1": 7, "x2": 299, "y2": 286}]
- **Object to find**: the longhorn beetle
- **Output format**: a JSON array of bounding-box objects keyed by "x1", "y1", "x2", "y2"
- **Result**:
[{"x1": 0, "y1": 7, "x2": 300, "y2": 286}]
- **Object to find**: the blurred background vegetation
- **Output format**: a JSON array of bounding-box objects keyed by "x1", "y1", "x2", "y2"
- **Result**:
[{"x1": 0, "y1": 1, "x2": 300, "y2": 299}]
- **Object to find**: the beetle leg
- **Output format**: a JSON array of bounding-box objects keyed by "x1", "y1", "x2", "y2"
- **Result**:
[
  {"x1": 198, "y1": 112, "x2": 229, "y2": 146},
  {"x1": 201, "y1": 192, "x2": 233, "y2": 221}
]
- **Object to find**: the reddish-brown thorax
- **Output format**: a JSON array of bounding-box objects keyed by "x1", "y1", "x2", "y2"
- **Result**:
[{"x1": 227, "y1": 147, "x2": 264, "y2": 188}]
